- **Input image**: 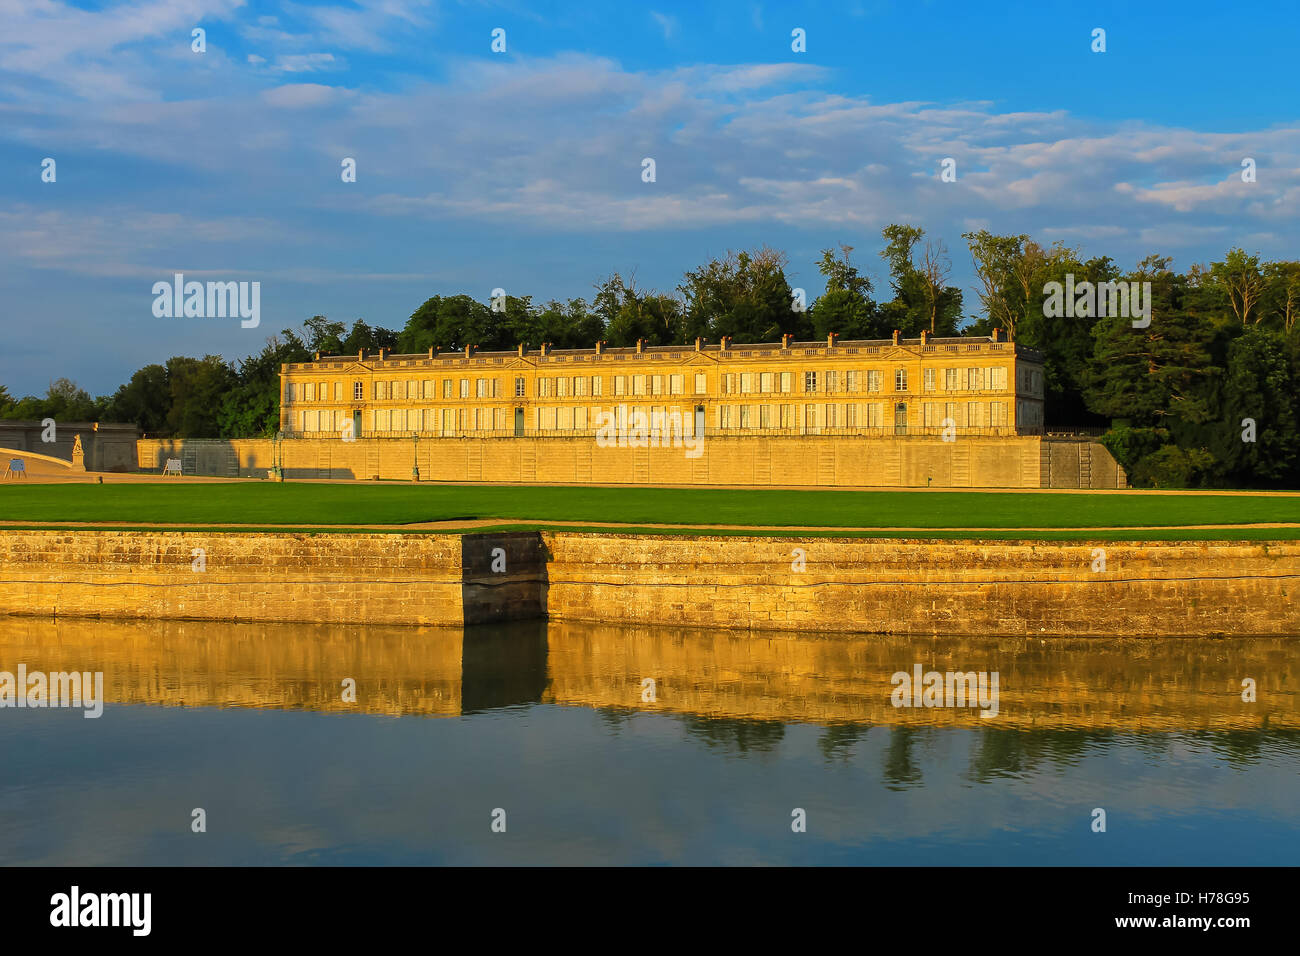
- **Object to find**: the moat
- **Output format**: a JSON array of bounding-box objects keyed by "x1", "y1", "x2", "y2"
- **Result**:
[{"x1": 1, "y1": 617, "x2": 1296, "y2": 865}]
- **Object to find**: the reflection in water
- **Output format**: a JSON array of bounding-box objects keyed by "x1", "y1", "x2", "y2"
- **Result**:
[{"x1": 0, "y1": 617, "x2": 1297, "y2": 864}]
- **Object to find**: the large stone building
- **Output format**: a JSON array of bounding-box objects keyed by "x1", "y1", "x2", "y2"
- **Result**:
[
  {"x1": 139, "y1": 330, "x2": 1125, "y2": 488},
  {"x1": 279, "y1": 330, "x2": 1044, "y2": 441}
]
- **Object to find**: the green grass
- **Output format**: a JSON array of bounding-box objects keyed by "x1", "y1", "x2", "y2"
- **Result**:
[{"x1": 0, "y1": 482, "x2": 1297, "y2": 536}]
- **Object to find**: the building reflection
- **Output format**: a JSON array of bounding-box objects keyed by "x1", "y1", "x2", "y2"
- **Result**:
[{"x1": 1, "y1": 617, "x2": 1294, "y2": 744}]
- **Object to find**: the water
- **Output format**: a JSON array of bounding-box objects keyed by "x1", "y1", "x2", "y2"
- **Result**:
[{"x1": 0, "y1": 618, "x2": 1296, "y2": 865}]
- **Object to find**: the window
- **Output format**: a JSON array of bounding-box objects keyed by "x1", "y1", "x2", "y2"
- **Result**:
[
  {"x1": 443, "y1": 380, "x2": 453, "y2": 398},
  {"x1": 476, "y1": 378, "x2": 487, "y2": 398},
  {"x1": 895, "y1": 369, "x2": 908, "y2": 392},
  {"x1": 944, "y1": 368, "x2": 960, "y2": 391},
  {"x1": 845, "y1": 404, "x2": 857, "y2": 427},
  {"x1": 722, "y1": 373, "x2": 734, "y2": 394},
  {"x1": 923, "y1": 368, "x2": 935, "y2": 392},
  {"x1": 304, "y1": 383, "x2": 315, "y2": 402},
  {"x1": 460, "y1": 379, "x2": 469, "y2": 398},
  {"x1": 867, "y1": 370, "x2": 881, "y2": 392},
  {"x1": 824, "y1": 404, "x2": 837, "y2": 427},
  {"x1": 633, "y1": 375, "x2": 646, "y2": 396},
  {"x1": 720, "y1": 406, "x2": 731, "y2": 429},
  {"x1": 695, "y1": 373, "x2": 706, "y2": 395},
  {"x1": 780, "y1": 372, "x2": 792, "y2": 393},
  {"x1": 990, "y1": 367, "x2": 1007, "y2": 391},
  {"x1": 393, "y1": 381, "x2": 405, "y2": 401},
  {"x1": 592, "y1": 376, "x2": 602, "y2": 397},
  {"x1": 740, "y1": 405, "x2": 751, "y2": 428},
  {"x1": 781, "y1": 404, "x2": 794, "y2": 428},
  {"x1": 515, "y1": 377, "x2": 526, "y2": 397},
  {"x1": 760, "y1": 372, "x2": 773, "y2": 393},
  {"x1": 923, "y1": 402, "x2": 938, "y2": 427},
  {"x1": 991, "y1": 402, "x2": 1008, "y2": 426},
  {"x1": 422, "y1": 380, "x2": 434, "y2": 399},
  {"x1": 576, "y1": 376, "x2": 588, "y2": 397},
  {"x1": 825, "y1": 371, "x2": 837, "y2": 394},
  {"x1": 651, "y1": 375, "x2": 662, "y2": 396},
  {"x1": 740, "y1": 373, "x2": 753, "y2": 394},
  {"x1": 804, "y1": 371, "x2": 818, "y2": 392},
  {"x1": 670, "y1": 374, "x2": 683, "y2": 395},
  {"x1": 945, "y1": 402, "x2": 957, "y2": 427},
  {"x1": 846, "y1": 370, "x2": 859, "y2": 392},
  {"x1": 967, "y1": 367, "x2": 982, "y2": 391},
  {"x1": 614, "y1": 375, "x2": 626, "y2": 396},
  {"x1": 353, "y1": 381, "x2": 363, "y2": 400},
  {"x1": 968, "y1": 401, "x2": 983, "y2": 427},
  {"x1": 557, "y1": 377, "x2": 569, "y2": 398}
]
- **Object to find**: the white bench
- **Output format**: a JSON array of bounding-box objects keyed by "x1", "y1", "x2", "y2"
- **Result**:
[{"x1": 162, "y1": 458, "x2": 183, "y2": 476}]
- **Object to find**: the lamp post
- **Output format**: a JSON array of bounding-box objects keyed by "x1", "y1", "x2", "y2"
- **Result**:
[
  {"x1": 412, "y1": 431, "x2": 420, "y2": 482},
  {"x1": 273, "y1": 430, "x2": 285, "y2": 481}
]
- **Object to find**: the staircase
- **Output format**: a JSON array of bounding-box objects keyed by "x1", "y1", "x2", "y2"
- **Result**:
[
  {"x1": 753, "y1": 442, "x2": 771, "y2": 484},
  {"x1": 951, "y1": 444, "x2": 971, "y2": 487},
  {"x1": 574, "y1": 443, "x2": 592, "y2": 482},
  {"x1": 365, "y1": 446, "x2": 380, "y2": 481},
  {"x1": 633, "y1": 447, "x2": 650, "y2": 483},
  {"x1": 1078, "y1": 443, "x2": 1092, "y2": 489},
  {"x1": 316, "y1": 446, "x2": 331, "y2": 480},
  {"x1": 816, "y1": 444, "x2": 835, "y2": 487},
  {"x1": 466, "y1": 444, "x2": 483, "y2": 481},
  {"x1": 520, "y1": 444, "x2": 536, "y2": 482}
]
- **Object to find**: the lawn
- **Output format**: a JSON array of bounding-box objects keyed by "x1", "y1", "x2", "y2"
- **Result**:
[{"x1": 0, "y1": 482, "x2": 1297, "y2": 536}]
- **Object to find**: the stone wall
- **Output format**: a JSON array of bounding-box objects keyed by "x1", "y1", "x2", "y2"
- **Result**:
[
  {"x1": 0, "y1": 530, "x2": 545, "y2": 627},
  {"x1": 0, "y1": 529, "x2": 1294, "y2": 637},
  {"x1": 539, "y1": 533, "x2": 1300, "y2": 637},
  {"x1": 136, "y1": 434, "x2": 1126, "y2": 488},
  {"x1": 0, "y1": 421, "x2": 138, "y2": 472}
]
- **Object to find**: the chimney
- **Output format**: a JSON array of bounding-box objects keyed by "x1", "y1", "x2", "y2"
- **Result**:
[
  {"x1": 518, "y1": 344, "x2": 526, "y2": 358},
  {"x1": 720, "y1": 336, "x2": 731, "y2": 351},
  {"x1": 358, "y1": 349, "x2": 365, "y2": 361},
  {"x1": 465, "y1": 344, "x2": 474, "y2": 358},
  {"x1": 636, "y1": 339, "x2": 645, "y2": 354},
  {"x1": 313, "y1": 351, "x2": 321, "y2": 361},
  {"x1": 781, "y1": 333, "x2": 793, "y2": 349},
  {"x1": 827, "y1": 332, "x2": 838, "y2": 349},
  {"x1": 595, "y1": 340, "x2": 605, "y2": 355},
  {"x1": 541, "y1": 342, "x2": 551, "y2": 356},
  {"x1": 920, "y1": 330, "x2": 929, "y2": 345},
  {"x1": 695, "y1": 337, "x2": 705, "y2": 351},
  {"x1": 428, "y1": 347, "x2": 435, "y2": 358},
  {"x1": 378, "y1": 347, "x2": 388, "y2": 361},
  {"x1": 992, "y1": 328, "x2": 1001, "y2": 342},
  {"x1": 891, "y1": 330, "x2": 900, "y2": 346}
]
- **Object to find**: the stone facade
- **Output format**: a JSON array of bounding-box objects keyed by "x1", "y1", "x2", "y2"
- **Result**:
[
  {"x1": 136, "y1": 433, "x2": 1126, "y2": 488},
  {"x1": 1, "y1": 530, "x2": 1294, "y2": 637},
  {"x1": 279, "y1": 331, "x2": 1043, "y2": 441}
]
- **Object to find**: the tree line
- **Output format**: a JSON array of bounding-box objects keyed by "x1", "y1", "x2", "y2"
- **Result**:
[{"x1": 3, "y1": 225, "x2": 1298, "y2": 488}]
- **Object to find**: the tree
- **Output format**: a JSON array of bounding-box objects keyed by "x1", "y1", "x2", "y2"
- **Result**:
[
  {"x1": 679, "y1": 247, "x2": 800, "y2": 343},
  {"x1": 1213, "y1": 328, "x2": 1298, "y2": 484},
  {"x1": 1209, "y1": 249, "x2": 1266, "y2": 326},
  {"x1": 810, "y1": 244, "x2": 878, "y2": 339}
]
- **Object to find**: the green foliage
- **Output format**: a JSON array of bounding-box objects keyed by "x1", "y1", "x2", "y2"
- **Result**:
[{"x1": 1130, "y1": 445, "x2": 1217, "y2": 489}]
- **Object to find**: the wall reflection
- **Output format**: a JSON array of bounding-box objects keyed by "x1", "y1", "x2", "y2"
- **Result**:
[{"x1": 0, "y1": 617, "x2": 1294, "y2": 733}]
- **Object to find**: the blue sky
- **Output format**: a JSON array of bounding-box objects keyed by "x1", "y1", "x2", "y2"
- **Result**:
[{"x1": 2, "y1": 0, "x2": 1299, "y2": 395}]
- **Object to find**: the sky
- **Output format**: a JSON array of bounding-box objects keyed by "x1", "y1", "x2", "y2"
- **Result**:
[{"x1": 2, "y1": 0, "x2": 1298, "y2": 396}]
